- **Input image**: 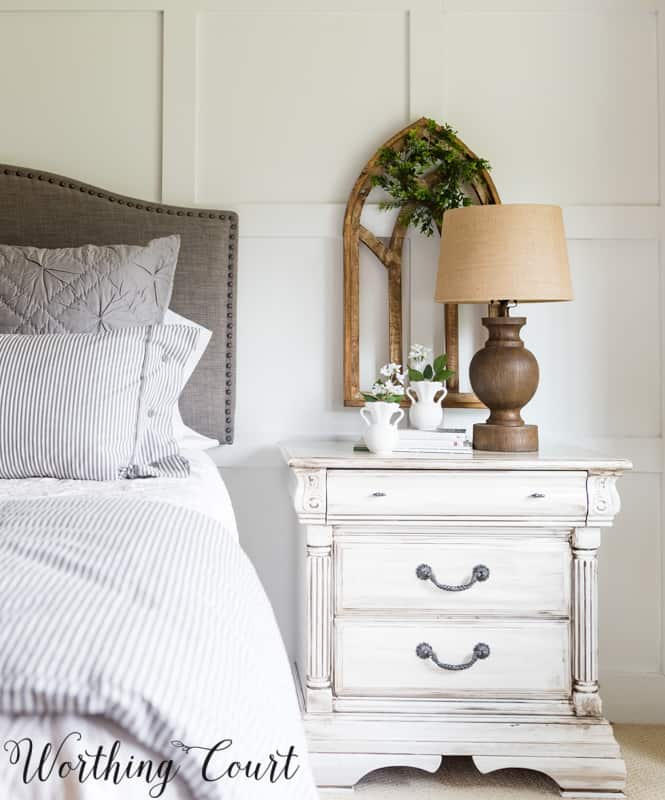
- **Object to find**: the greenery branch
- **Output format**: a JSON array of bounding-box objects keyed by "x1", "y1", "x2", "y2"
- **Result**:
[{"x1": 370, "y1": 118, "x2": 490, "y2": 237}]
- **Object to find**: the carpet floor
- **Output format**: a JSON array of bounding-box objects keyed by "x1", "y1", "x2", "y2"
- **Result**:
[{"x1": 325, "y1": 725, "x2": 665, "y2": 798}]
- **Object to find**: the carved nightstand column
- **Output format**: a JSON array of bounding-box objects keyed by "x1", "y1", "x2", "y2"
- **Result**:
[
  {"x1": 289, "y1": 467, "x2": 333, "y2": 712},
  {"x1": 304, "y1": 524, "x2": 333, "y2": 712},
  {"x1": 572, "y1": 527, "x2": 602, "y2": 717},
  {"x1": 571, "y1": 471, "x2": 621, "y2": 716}
]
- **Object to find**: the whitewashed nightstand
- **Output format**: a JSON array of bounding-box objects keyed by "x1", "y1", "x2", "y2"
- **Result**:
[{"x1": 281, "y1": 440, "x2": 631, "y2": 798}]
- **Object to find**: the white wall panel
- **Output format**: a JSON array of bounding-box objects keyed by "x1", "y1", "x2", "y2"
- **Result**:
[
  {"x1": 599, "y1": 473, "x2": 662, "y2": 673},
  {"x1": 196, "y1": 11, "x2": 409, "y2": 204},
  {"x1": 0, "y1": 11, "x2": 162, "y2": 199},
  {"x1": 525, "y1": 239, "x2": 661, "y2": 437},
  {"x1": 234, "y1": 236, "x2": 346, "y2": 442},
  {"x1": 442, "y1": 10, "x2": 659, "y2": 205}
]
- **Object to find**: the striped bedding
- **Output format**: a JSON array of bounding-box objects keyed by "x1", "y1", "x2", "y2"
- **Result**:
[
  {"x1": 0, "y1": 492, "x2": 317, "y2": 799},
  {"x1": 0, "y1": 325, "x2": 198, "y2": 480}
]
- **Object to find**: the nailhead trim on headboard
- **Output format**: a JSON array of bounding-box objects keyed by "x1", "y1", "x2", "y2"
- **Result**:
[
  {"x1": 3, "y1": 167, "x2": 237, "y2": 224},
  {"x1": 1, "y1": 165, "x2": 238, "y2": 445}
]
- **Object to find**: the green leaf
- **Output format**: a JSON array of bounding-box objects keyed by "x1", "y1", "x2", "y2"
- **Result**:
[
  {"x1": 361, "y1": 393, "x2": 376, "y2": 402},
  {"x1": 434, "y1": 369, "x2": 455, "y2": 382},
  {"x1": 433, "y1": 354, "x2": 447, "y2": 372},
  {"x1": 423, "y1": 364, "x2": 433, "y2": 380},
  {"x1": 408, "y1": 368, "x2": 424, "y2": 382}
]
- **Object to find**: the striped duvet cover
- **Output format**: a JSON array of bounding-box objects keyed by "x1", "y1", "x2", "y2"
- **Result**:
[{"x1": 0, "y1": 494, "x2": 317, "y2": 799}]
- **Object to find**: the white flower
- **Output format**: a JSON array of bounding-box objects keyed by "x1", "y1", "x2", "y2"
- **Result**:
[
  {"x1": 383, "y1": 363, "x2": 405, "y2": 383},
  {"x1": 380, "y1": 362, "x2": 402, "y2": 377},
  {"x1": 372, "y1": 363, "x2": 406, "y2": 399},
  {"x1": 408, "y1": 344, "x2": 433, "y2": 369}
]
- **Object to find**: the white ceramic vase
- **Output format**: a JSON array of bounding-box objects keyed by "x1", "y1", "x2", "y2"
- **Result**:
[
  {"x1": 406, "y1": 380, "x2": 447, "y2": 431},
  {"x1": 360, "y1": 401, "x2": 404, "y2": 456}
]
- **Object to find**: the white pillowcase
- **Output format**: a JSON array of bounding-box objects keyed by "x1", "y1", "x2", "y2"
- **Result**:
[{"x1": 163, "y1": 310, "x2": 220, "y2": 451}]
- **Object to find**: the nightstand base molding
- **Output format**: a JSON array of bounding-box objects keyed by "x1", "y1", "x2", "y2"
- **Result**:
[
  {"x1": 313, "y1": 752, "x2": 442, "y2": 795},
  {"x1": 304, "y1": 711, "x2": 625, "y2": 798}
]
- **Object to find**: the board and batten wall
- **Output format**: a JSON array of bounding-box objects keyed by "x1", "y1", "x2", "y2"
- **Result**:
[{"x1": 1, "y1": 0, "x2": 663, "y2": 722}]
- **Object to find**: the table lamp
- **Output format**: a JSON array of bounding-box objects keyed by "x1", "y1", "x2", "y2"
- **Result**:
[{"x1": 436, "y1": 204, "x2": 572, "y2": 452}]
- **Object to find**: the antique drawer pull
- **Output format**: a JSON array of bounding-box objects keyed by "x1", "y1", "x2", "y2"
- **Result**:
[
  {"x1": 416, "y1": 641, "x2": 490, "y2": 671},
  {"x1": 371, "y1": 491, "x2": 387, "y2": 497},
  {"x1": 416, "y1": 562, "x2": 490, "y2": 591},
  {"x1": 529, "y1": 492, "x2": 546, "y2": 498}
]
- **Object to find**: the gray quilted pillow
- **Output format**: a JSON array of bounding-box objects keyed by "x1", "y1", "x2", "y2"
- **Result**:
[{"x1": 0, "y1": 235, "x2": 179, "y2": 333}]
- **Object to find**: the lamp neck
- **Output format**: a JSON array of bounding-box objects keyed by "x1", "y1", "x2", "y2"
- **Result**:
[{"x1": 490, "y1": 300, "x2": 516, "y2": 317}]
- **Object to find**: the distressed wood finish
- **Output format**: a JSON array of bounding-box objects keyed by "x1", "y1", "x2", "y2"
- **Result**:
[
  {"x1": 586, "y1": 472, "x2": 622, "y2": 525},
  {"x1": 327, "y1": 469, "x2": 587, "y2": 521},
  {"x1": 474, "y1": 755, "x2": 626, "y2": 797},
  {"x1": 335, "y1": 534, "x2": 571, "y2": 615},
  {"x1": 283, "y1": 441, "x2": 630, "y2": 798},
  {"x1": 300, "y1": 524, "x2": 333, "y2": 713},
  {"x1": 290, "y1": 467, "x2": 327, "y2": 522},
  {"x1": 343, "y1": 118, "x2": 500, "y2": 409},
  {"x1": 335, "y1": 618, "x2": 570, "y2": 697},
  {"x1": 314, "y1": 753, "x2": 442, "y2": 798},
  {"x1": 572, "y1": 527, "x2": 602, "y2": 717}
]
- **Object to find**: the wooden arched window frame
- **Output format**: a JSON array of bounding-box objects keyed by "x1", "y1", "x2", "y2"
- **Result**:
[{"x1": 343, "y1": 117, "x2": 500, "y2": 408}]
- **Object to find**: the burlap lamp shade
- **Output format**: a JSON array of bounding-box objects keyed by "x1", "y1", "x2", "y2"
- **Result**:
[{"x1": 436, "y1": 204, "x2": 572, "y2": 452}]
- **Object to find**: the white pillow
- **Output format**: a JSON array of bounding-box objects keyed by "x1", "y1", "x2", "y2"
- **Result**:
[{"x1": 164, "y1": 310, "x2": 220, "y2": 451}]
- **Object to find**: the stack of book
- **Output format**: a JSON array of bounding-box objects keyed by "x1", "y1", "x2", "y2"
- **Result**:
[{"x1": 355, "y1": 428, "x2": 471, "y2": 454}]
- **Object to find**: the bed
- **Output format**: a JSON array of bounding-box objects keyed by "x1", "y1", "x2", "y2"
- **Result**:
[{"x1": 0, "y1": 166, "x2": 317, "y2": 800}]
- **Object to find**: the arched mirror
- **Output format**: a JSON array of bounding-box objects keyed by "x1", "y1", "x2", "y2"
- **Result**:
[{"x1": 343, "y1": 117, "x2": 500, "y2": 408}]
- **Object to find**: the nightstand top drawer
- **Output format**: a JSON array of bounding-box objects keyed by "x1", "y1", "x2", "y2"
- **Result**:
[{"x1": 327, "y1": 469, "x2": 587, "y2": 521}]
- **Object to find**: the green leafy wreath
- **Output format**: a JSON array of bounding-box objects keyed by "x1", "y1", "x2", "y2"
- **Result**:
[{"x1": 371, "y1": 118, "x2": 491, "y2": 237}]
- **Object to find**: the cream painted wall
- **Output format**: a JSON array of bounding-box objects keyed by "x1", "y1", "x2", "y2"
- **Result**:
[{"x1": 1, "y1": 0, "x2": 663, "y2": 722}]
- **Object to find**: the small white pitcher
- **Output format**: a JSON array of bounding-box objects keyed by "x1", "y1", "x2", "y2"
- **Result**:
[
  {"x1": 406, "y1": 380, "x2": 447, "y2": 431},
  {"x1": 360, "y1": 401, "x2": 404, "y2": 456}
]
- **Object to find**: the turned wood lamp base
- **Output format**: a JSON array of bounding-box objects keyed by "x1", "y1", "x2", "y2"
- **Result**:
[
  {"x1": 470, "y1": 304, "x2": 540, "y2": 453},
  {"x1": 473, "y1": 421, "x2": 538, "y2": 453}
]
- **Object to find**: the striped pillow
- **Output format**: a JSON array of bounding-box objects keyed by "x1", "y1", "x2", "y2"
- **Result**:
[{"x1": 0, "y1": 325, "x2": 199, "y2": 480}]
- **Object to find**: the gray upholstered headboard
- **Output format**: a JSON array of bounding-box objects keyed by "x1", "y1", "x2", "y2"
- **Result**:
[{"x1": 0, "y1": 165, "x2": 237, "y2": 444}]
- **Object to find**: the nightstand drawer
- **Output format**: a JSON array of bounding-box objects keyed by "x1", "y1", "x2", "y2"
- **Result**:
[
  {"x1": 336, "y1": 537, "x2": 570, "y2": 615},
  {"x1": 335, "y1": 619, "x2": 570, "y2": 698},
  {"x1": 327, "y1": 470, "x2": 587, "y2": 519}
]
